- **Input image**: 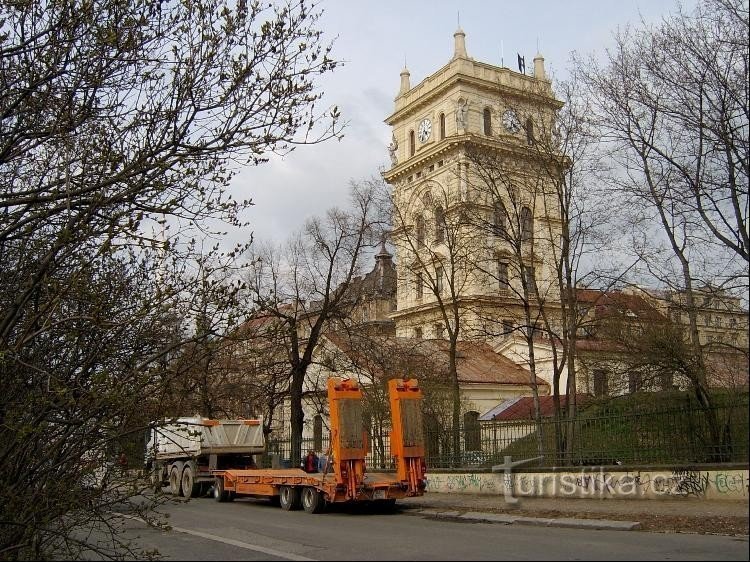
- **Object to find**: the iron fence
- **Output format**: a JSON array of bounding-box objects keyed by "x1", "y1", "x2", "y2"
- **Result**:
[{"x1": 265, "y1": 396, "x2": 749, "y2": 470}]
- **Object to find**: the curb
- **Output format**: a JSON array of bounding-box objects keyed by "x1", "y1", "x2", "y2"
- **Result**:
[{"x1": 412, "y1": 509, "x2": 642, "y2": 531}]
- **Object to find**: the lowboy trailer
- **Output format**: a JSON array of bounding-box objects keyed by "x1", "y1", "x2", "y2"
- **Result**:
[{"x1": 211, "y1": 377, "x2": 427, "y2": 513}]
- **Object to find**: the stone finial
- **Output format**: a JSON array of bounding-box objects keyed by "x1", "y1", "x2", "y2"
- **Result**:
[
  {"x1": 453, "y1": 27, "x2": 467, "y2": 59},
  {"x1": 533, "y1": 53, "x2": 546, "y2": 80},
  {"x1": 399, "y1": 66, "x2": 411, "y2": 96}
]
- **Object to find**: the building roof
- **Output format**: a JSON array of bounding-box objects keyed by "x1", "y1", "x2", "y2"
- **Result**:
[
  {"x1": 483, "y1": 394, "x2": 592, "y2": 421},
  {"x1": 324, "y1": 333, "x2": 548, "y2": 388},
  {"x1": 577, "y1": 288, "x2": 666, "y2": 322}
]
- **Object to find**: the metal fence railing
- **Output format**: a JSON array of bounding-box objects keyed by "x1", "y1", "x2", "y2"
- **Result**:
[{"x1": 265, "y1": 396, "x2": 749, "y2": 470}]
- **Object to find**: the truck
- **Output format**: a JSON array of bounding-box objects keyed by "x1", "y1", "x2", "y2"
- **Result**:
[
  {"x1": 145, "y1": 416, "x2": 265, "y2": 498},
  {"x1": 210, "y1": 376, "x2": 427, "y2": 513}
]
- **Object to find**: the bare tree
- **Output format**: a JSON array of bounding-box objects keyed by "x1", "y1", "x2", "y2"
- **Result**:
[
  {"x1": 0, "y1": 0, "x2": 341, "y2": 558},
  {"x1": 575, "y1": 0, "x2": 749, "y2": 456},
  {"x1": 245, "y1": 180, "x2": 387, "y2": 467}
]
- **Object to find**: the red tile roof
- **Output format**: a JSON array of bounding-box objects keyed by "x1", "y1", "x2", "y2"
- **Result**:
[
  {"x1": 489, "y1": 394, "x2": 592, "y2": 421},
  {"x1": 324, "y1": 333, "x2": 548, "y2": 388}
]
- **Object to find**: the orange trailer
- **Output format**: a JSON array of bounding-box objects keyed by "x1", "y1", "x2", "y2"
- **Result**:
[{"x1": 211, "y1": 377, "x2": 427, "y2": 513}]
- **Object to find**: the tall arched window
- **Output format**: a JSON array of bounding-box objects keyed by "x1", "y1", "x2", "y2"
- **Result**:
[
  {"x1": 434, "y1": 206, "x2": 445, "y2": 242},
  {"x1": 520, "y1": 206, "x2": 533, "y2": 242},
  {"x1": 416, "y1": 214, "x2": 425, "y2": 247},
  {"x1": 463, "y1": 411, "x2": 481, "y2": 451},
  {"x1": 424, "y1": 414, "x2": 440, "y2": 466},
  {"x1": 439, "y1": 113, "x2": 446, "y2": 139},
  {"x1": 313, "y1": 415, "x2": 323, "y2": 451},
  {"x1": 409, "y1": 130, "x2": 415, "y2": 156},
  {"x1": 593, "y1": 369, "x2": 608, "y2": 397},
  {"x1": 483, "y1": 108, "x2": 492, "y2": 135},
  {"x1": 493, "y1": 202, "x2": 506, "y2": 237}
]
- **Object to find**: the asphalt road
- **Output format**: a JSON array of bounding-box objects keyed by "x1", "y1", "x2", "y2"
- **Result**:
[{"x1": 105, "y1": 496, "x2": 749, "y2": 561}]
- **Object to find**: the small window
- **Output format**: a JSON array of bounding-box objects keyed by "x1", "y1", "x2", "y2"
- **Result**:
[
  {"x1": 593, "y1": 369, "x2": 608, "y2": 397},
  {"x1": 483, "y1": 108, "x2": 492, "y2": 135},
  {"x1": 493, "y1": 202, "x2": 506, "y2": 237},
  {"x1": 523, "y1": 265, "x2": 537, "y2": 294},
  {"x1": 628, "y1": 372, "x2": 641, "y2": 394},
  {"x1": 440, "y1": 113, "x2": 446, "y2": 139},
  {"x1": 414, "y1": 327, "x2": 423, "y2": 339},
  {"x1": 502, "y1": 320, "x2": 514, "y2": 337},
  {"x1": 434, "y1": 323, "x2": 445, "y2": 339},
  {"x1": 660, "y1": 372, "x2": 674, "y2": 391},
  {"x1": 415, "y1": 272, "x2": 423, "y2": 298},
  {"x1": 436, "y1": 268, "x2": 444, "y2": 294},
  {"x1": 498, "y1": 261, "x2": 509, "y2": 290},
  {"x1": 521, "y1": 206, "x2": 533, "y2": 242},
  {"x1": 434, "y1": 206, "x2": 446, "y2": 243},
  {"x1": 409, "y1": 130, "x2": 415, "y2": 156}
]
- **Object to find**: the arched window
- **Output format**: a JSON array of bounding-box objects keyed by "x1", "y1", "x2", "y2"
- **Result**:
[
  {"x1": 434, "y1": 206, "x2": 445, "y2": 242},
  {"x1": 424, "y1": 414, "x2": 440, "y2": 466},
  {"x1": 526, "y1": 117, "x2": 535, "y2": 145},
  {"x1": 439, "y1": 113, "x2": 446, "y2": 139},
  {"x1": 520, "y1": 206, "x2": 533, "y2": 242},
  {"x1": 416, "y1": 214, "x2": 425, "y2": 247},
  {"x1": 483, "y1": 108, "x2": 492, "y2": 135},
  {"x1": 593, "y1": 369, "x2": 608, "y2": 397},
  {"x1": 313, "y1": 415, "x2": 323, "y2": 451},
  {"x1": 463, "y1": 411, "x2": 481, "y2": 451},
  {"x1": 493, "y1": 201, "x2": 506, "y2": 237},
  {"x1": 409, "y1": 130, "x2": 415, "y2": 156}
]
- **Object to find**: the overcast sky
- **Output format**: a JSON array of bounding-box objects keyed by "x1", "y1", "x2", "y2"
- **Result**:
[{"x1": 227, "y1": 0, "x2": 698, "y2": 249}]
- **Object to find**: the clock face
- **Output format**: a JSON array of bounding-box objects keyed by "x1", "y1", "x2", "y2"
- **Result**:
[
  {"x1": 418, "y1": 118, "x2": 432, "y2": 142},
  {"x1": 502, "y1": 109, "x2": 521, "y2": 133}
]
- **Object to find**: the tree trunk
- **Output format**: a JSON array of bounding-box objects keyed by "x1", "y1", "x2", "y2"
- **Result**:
[{"x1": 289, "y1": 364, "x2": 306, "y2": 468}]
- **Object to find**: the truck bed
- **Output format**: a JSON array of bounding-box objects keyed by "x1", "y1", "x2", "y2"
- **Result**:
[{"x1": 215, "y1": 468, "x2": 414, "y2": 503}]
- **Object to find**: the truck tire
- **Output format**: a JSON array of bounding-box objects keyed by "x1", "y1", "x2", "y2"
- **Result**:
[
  {"x1": 181, "y1": 466, "x2": 201, "y2": 499},
  {"x1": 169, "y1": 465, "x2": 184, "y2": 497},
  {"x1": 301, "y1": 487, "x2": 325, "y2": 514},
  {"x1": 213, "y1": 477, "x2": 231, "y2": 502},
  {"x1": 279, "y1": 486, "x2": 301, "y2": 511}
]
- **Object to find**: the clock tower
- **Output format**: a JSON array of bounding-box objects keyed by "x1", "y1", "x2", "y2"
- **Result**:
[{"x1": 383, "y1": 28, "x2": 564, "y2": 343}]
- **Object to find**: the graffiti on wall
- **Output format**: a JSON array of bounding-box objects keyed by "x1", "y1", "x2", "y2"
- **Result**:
[{"x1": 425, "y1": 469, "x2": 749, "y2": 500}]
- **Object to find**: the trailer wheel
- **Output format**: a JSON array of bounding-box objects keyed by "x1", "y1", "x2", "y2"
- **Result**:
[
  {"x1": 301, "y1": 487, "x2": 325, "y2": 514},
  {"x1": 213, "y1": 477, "x2": 232, "y2": 502},
  {"x1": 181, "y1": 466, "x2": 201, "y2": 499},
  {"x1": 169, "y1": 466, "x2": 183, "y2": 496},
  {"x1": 279, "y1": 486, "x2": 301, "y2": 511}
]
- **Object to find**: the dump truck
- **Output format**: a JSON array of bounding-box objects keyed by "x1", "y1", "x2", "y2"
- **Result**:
[
  {"x1": 145, "y1": 416, "x2": 265, "y2": 498},
  {"x1": 211, "y1": 377, "x2": 427, "y2": 513}
]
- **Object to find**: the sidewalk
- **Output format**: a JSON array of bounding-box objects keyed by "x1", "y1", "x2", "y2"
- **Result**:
[{"x1": 399, "y1": 493, "x2": 749, "y2": 536}]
